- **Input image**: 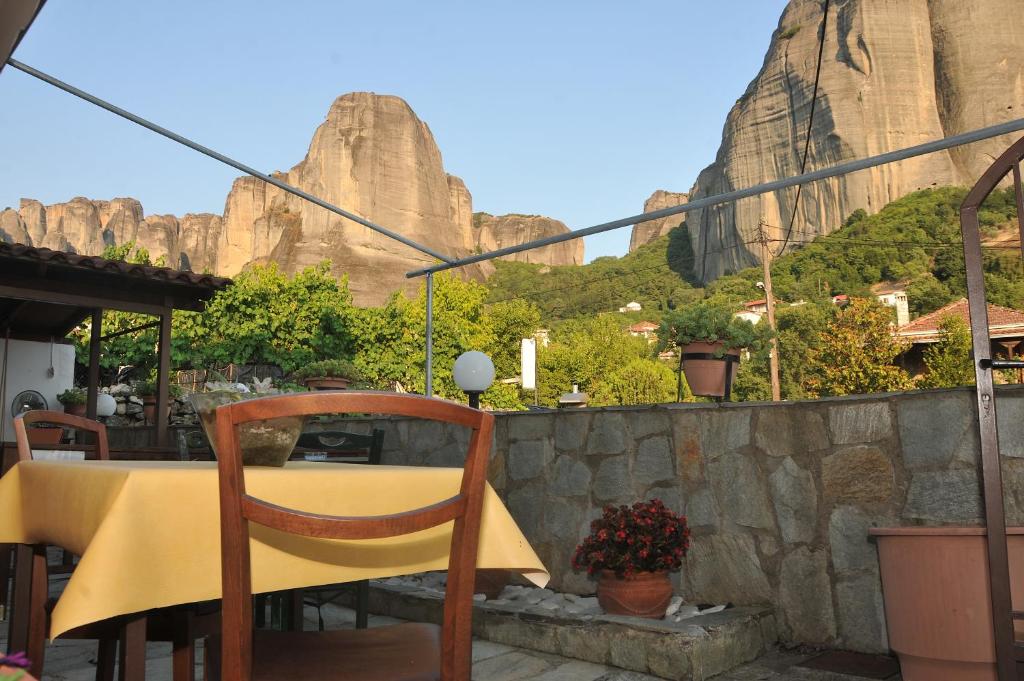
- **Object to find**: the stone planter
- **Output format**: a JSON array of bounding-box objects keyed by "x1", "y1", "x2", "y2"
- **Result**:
[
  {"x1": 870, "y1": 527, "x2": 1024, "y2": 681},
  {"x1": 596, "y1": 570, "x2": 672, "y2": 619},
  {"x1": 302, "y1": 377, "x2": 351, "y2": 391},
  {"x1": 680, "y1": 341, "x2": 740, "y2": 398}
]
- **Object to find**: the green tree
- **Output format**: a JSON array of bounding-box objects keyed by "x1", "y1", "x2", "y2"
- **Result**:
[
  {"x1": 920, "y1": 315, "x2": 975, "y2": 388},
  {"x1": 807, "y1": 298, "x2": 913, "y2": 396},
  {"x1": 595, "y1": 358, "x2": 678, "y2": 406},
  {"x1": 486, "y1": 299, "x2": 542, "y2": 380},
  {"x1": 775, "y1": 303, "x2": 833, "y2": 400}
]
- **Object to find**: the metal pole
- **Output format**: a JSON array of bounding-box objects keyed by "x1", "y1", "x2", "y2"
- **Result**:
[
  {"x1": 407, "y1": 115, "x2": 1024, "y2": 279},
  {"x1": 5, "y1": 58, "x2": 455, "y2": 265},
  {"x1": 425, "y1": 272, "x2": 434, "y2": 398}
]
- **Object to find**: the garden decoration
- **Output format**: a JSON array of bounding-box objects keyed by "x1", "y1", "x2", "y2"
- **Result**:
[
  {"x1": 0, "y1": 652, "x2": 35, "y2": 681},
  {"x1": 659, "y1": 302, "x2": 769, "y2": 400},
  {"x1": 292, "y1": 358, "x2": 362, "y2": 390},
  {"x1": 191, "y1": 381, "x2": 304, "y2": 467},
  {"x1": 572, "y1": 499, "x2": 690, "y2": 618},
  {"x1": 56, "y1": 388, "x2": 87, "y2": 417}
]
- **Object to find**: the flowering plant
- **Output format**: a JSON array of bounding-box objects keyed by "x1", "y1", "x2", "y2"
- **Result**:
[{"x1": 571, "y1": 499, "x2": 690, "y2": 578}]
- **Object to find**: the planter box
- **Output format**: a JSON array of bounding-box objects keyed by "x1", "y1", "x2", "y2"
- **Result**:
[{"x1": 870, "y1": 527, "x2": 1024, "y2": 681}]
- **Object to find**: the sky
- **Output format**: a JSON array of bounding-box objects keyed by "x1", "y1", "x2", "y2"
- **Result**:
[{"x1": 0, "y1": 1, "x2": 788, "y2": 263}]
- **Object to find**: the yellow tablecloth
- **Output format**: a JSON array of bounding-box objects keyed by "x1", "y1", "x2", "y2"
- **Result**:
[{"x1": 0, "y1": 460, "x2": 548, "y2": 638}]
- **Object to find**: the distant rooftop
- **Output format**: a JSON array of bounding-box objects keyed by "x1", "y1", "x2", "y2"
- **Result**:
[{"x1": 896, "y1": 298, "x2": 1024, "y2": 343}]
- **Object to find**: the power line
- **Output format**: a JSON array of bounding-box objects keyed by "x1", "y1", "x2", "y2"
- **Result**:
[{"x1": 778, "y1": 0, "x2": 832, "y2": 256}]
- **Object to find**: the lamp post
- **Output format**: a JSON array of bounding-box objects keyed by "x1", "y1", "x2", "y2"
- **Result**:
[{"x1": 453, "y1": 351, "x2": 495, "y2": 409}]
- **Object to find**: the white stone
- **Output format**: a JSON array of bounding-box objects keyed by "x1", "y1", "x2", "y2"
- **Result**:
[
  {"x1": 676, "y1": 605, "x2": 700, "y2": 619},
  {"x1": 665, "y1": 596, "x2": 683, "y2": 617},
  {"x1": 473, "y1": 594, "x2": 487, "y2": 602},
  {"x1": 700, "y1": 605, "x2": 726, "y2": 614}
]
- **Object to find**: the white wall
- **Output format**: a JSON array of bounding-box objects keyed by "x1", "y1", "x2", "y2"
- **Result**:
[{"x1": 0, "y1": 339, "x2": 76, "y2": 440}]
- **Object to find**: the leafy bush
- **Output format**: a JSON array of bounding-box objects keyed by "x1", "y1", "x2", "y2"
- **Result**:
[
  {"x1": 572, "y1": 499, "x2": 690, "y2": 578},
  {"x1": 658, "y1": 302, "x2": 770, "y2": 354},
  {"x1": 292, "y1": 358, "x2": 362, "y2": 381},
  {"x1": 57, "y1": 388, "x2": 86, "y2": 406}
]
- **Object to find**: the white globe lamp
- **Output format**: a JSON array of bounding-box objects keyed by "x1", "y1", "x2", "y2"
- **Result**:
[
  {"x1": 453, "y1": 351, "x2": 495, "y2": 409},
  {"x1": 96, "y1": 393, "x2": 118, "y2": 418}
]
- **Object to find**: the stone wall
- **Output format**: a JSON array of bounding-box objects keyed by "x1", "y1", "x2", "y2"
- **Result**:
[{"x1": 342, "y1": 386, "x2": 1024, "y2": 654}]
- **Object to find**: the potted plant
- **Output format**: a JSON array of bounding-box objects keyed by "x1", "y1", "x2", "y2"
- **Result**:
[
  {"x1": 293, "y1": 359, "x2": 362, "y2": 390},
  {"x1": 134, "y1": 378, "x2": 180, "y2": 424},
  {"x1": 572, "y1": 499, "x2": 690, "y2": 618},
  {"x1": 0, "y1": 652, "x2": 36, "y2": 680},
  {"x1": 659, "y1": 302, "x2": 768, "y2": 398},
  {"x1": 56, "y1": 388, "x2": 87, "y2": 417}
]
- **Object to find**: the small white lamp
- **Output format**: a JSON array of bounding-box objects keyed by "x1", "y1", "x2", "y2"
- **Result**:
[
  {"x1": 96, "y1": 393, "x2": 117, "y2": 418},
  {"x1": 453, "y1": 351, "x2": 495, "y2": 409}
]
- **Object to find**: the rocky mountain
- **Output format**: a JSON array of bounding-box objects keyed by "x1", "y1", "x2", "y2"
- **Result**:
[
  {"x1": 0, "y1": 93, "x2": 581, "y2": 305},
  {"x1": 628, "y1": 191, "x2": 688, "y2": 252},
  {"x1": 472, "y1": 213, "x2": 584, "y2": 266},
  {"x1": 631, "y1": 0, "x2": 1024, "y2": 283}
]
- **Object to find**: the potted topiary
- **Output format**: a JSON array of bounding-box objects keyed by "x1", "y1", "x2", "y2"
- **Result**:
[
  {"x1": 134, "y1": 378, "x2": 180, "y2": 424},
  {"x1": 293, "y1": 359, "x2": 362, "y2": 390},
  {"x1": 659, "y1": 301, "x2": 769, "y2": 399},
  {"x1": 57, "y1": 388, "x2": 87, "y2": 417},
  {"x1": 572, "y1": 499, "x2": 690, "y2": 618}
]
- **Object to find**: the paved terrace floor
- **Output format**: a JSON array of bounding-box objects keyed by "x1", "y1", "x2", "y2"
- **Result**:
[{"x1": 2, "y1": 602, "x2": 898, "y2": 681}]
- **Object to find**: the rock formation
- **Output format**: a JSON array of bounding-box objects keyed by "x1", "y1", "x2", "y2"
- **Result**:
[
  {"x1": 649, "y1": 0, "x2": 1024, "y2": 280},
  {"x1": 472, "y1": 213, "x2": 583, "y2": 266},
  {"x1": 0, "y1": 92, "x2": 581, "y2": 304},
  {"x1": 628, "y1": 191, "x2": 689, "y2": 252}
]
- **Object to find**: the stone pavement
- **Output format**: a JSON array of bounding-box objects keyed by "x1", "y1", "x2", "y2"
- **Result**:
[{"x1": 3, "y1": 603, "x2": 897, "y2": 681}]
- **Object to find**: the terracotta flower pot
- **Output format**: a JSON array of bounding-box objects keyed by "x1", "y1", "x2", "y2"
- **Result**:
[
  {"x1": 0, "y1": 666, "x2": 37, "y2": 680},
  {"x1": 870, "y1": 527, "x2": 1024, "y2": 681},
  {"x1": 597, "y1": 570, "x2": 672, "y2": 618},
  {"x1": 63, "y1": 403, "x2": 87, "y2": 417},
  {"x1": 303, "y1": 377, "x2": 351, "y2": 391},
  {"x1": 680, "y1": 341, "x2": 740, "y2": 398},
  {"x1": 26, "y1": 427, "x2": 62, "y2": 446}
]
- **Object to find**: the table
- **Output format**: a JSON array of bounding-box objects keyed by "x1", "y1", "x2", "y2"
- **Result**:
[{"x1": 0, "y1": 460, "x2": 548, "y2": 638}]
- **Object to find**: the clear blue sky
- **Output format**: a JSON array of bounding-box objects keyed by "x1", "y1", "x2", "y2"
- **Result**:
[{"x1": 0, "y1": 1, "x2": 787, "y2": 262}]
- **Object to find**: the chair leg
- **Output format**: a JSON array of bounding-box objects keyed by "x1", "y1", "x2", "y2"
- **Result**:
[
  {"x1": 7, "y1": 545, "x2": 32, "y2": 655},
  {"x1": 287, "y1": 589, "x2": 303, "y2": 632},
  {"x1": 171, "y1": 611, "x2": 196, "y2": 681},
  {"x1": 355, "y1": 580, "x2": 369, "y2": 629},
  {"x1": 95, "y1": 638, "x2": 117, "y2": 681},
  {"x1": 117, "y1": 615, "x2": 146, "y2": 681},
  {"x1": 254, "y1": 594, "x2": 265, "y2": 629},
  {"x1": 26, "y1": 545, "x2": 48, "y2": 681},
  {"x1": 204, "y1": 633, "x2": 221, "y2": 681},
  {"x1": 0, "y1": 543, "x2": 12, "y2": 621}
]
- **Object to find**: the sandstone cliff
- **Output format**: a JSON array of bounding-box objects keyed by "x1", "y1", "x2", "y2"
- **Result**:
[
  {"x1": 472, "y1": 213, "x2": 583, "y2": 267},
  {"x1": 641, "y1": 0, "x2": 1024, "y2": 281},
  {"x1": 628, "y1": 191, "x2": 689, "y2": 252},
  {"x1": 0, "y1": 93, "x2": 582, "y2": 304}
]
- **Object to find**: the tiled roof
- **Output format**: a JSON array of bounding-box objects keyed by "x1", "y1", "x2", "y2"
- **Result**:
[
  {"x1": 896, "y1": 298, "x2": 1024, "y2": 342},
  {"x1": 0, "y1": 241, "x2": 232, "y2": 289},
  {"x1": 628, "y1": 321, "x2": 659, "y2": 332}
]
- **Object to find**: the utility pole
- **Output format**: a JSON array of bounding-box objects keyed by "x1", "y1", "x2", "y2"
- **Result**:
[{"x1": 756, "y1": 219, "x2": 782, "y2": 401}]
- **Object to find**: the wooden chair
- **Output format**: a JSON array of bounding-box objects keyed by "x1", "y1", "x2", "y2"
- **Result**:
[
  {"x1": 212, "y1": 392, "x2": 493, "y2": 681},
  {"x1": 10, "y1": 411, "x2": 215, "y2": 681}
]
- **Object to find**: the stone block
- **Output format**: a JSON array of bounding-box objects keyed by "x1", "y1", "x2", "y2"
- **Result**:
[
  {"x1": 543, "y1": 498, "x2": 583, "y2": 542},
  {"x1": 548, "y1": 455, "x2": 592, "y2": 498},
  {"x1": 425, "y1": 441, "x2": 463, "y2": 467},
  {"x1": 903, "y1": 469, "x2": 983, "y2": 523},
  {"x1": 634, "y1": 436, "x2": 675, "y2": 486},
  {"x1": 685, "y1": 488, "x2": 719, "y2": 530},
  {"x1": 554, "y1": 412, "x2": 590, "y2": 454},
  {"x1": 706, "y1": 452, "x2": 774, "y2": 530},
  {"x1": 836, "y1": 573, "x2": 889, "y2": 653},
  {"x1": 646, "y1": 486, "x2": 684, "y2": 515},
  {"x1": 507, "y1": 481, "x2": 544, "y2": 538},
  {"x1": 768, "y1": 457, "x2": 817, "y2": 544},
  {"x1": 1002, "y1": 459, "x2": 1024, "y2": 526},
  {"x1": 755, "y1": 407, "x2": 828, "y2": 457},
  {"x1": 700, "y1": 409, "x2": 751, "y2": 459},
  {"x1": 672, "y1": 412, "x2": 704, "y2": 485},
  {"x1": 829, "y1": 402, "x2": 892, "y2": 445},
  {"x1": 587, "y1": 413, "x2": 627, "y2": 456},
  {"x1": 508, "y1": 440, "x2": 550, "y2": 481},
  {"x1": 508, "y1": 413, "x2": 554, "y2": 442},
  {"x1": 821, "y1": 445, "x2": 895, "y2": 504},
  {"x1": 628, "y1": 410, "x2": 671, "y2": 440},
  {"x1": 997, "y1": 395, "x2": 1024, "y2": 458},
  {"x1": 593, "y1": 456, "x2": 630, "y2": 502},
  {"x1": 686, "y1": 533, "x2": 772, "y2": 604},
  {"x1": 898, "y1": 392, "x2": 973, "y2": 469},
  {"x1": 778, "y1": 547, "x2": 836, "y2": 643},
  {"x1": 829, "y1": 506, "x2": 880, "y2": 573}
]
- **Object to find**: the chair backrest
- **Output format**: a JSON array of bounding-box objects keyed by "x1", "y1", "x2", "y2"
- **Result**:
[
  {"x1": 13, "y1": 410, "x2": 109, "y2": 462},
  {"x1": 213, "y1": 391, "x2": 494, "y2": 681},
  {"x1": 292, "y1": 428, "x2": 385, "y2": 464}
]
